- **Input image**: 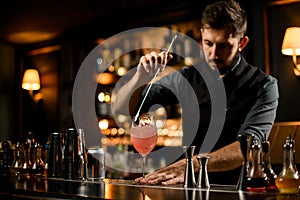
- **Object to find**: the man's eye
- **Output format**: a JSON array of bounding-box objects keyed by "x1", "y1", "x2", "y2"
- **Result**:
[{"x1": 204, "y1": 41, "x2": 213, "y2": 47}]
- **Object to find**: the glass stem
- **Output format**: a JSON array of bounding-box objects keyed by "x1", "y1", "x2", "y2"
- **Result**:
[{"x1": 142, "y1": 156, "x2": 146, "y2": 179}]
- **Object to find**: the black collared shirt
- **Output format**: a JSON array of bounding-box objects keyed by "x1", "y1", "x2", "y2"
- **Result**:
[{"x1": 139, "y1": 56, "x2": 279, "y2": 154}]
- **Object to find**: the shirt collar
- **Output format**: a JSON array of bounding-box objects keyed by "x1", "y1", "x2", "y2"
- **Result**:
[{"x1": 231, "y1": 53, "x2": 241, "y2": 72}]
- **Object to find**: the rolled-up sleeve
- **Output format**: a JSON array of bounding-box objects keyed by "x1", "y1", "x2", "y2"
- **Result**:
[{"x1": 238, "y1": 76, "x2": 279, "y2": 141}]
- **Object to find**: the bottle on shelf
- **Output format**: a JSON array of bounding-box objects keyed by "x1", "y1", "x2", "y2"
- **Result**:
[
  {"x1": 261, "y1": 138, "x2": 277, "y2": 192},
  {"x1": 275, "y1": 136, "x2": 300, "y2": 194},
  {"x1": 30, "y1": 141, "x2": 46, "y2": 178},
  {"x1": 0, "y1": 141, "x2": 12, "y2": 176},
  {"x1": 10, "y1": 141, "x2": 23, "y2": 176},
  {"x1": 26, "y1": 131, "x2": 35, "y2": 163},
  {"x1": 246, "y1": 139, "x2": 268, "y2": 192},
  {"x1": 44, "y1": 138, "x2": 50, "y2": 177},
  {"x1": 20, "y1": 141, "x2": 32, "y2": 179}
]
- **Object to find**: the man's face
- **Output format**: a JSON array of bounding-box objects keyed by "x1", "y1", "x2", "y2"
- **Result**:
[{"x1": 201, "y1": 26, "x2": 242, "y2": 74}]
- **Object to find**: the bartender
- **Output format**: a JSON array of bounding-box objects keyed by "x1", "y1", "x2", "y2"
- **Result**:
[{"x1": 112, "y1": 0, "x2": 279, "y2": 185}]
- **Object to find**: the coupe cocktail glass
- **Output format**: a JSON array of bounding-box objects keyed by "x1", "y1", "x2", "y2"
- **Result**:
[{"x1": 131, "y1": 114, "x2": 157, "y2": 179}]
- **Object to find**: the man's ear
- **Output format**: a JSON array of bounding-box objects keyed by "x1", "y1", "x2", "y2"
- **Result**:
[{"x1": 239, "y1": 36, "x2": 249, "y2": 51}]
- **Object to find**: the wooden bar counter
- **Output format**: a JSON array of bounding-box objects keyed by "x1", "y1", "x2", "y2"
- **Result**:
[{"x1": 0, "y1": 175, "x2": 299, "y2": 199}]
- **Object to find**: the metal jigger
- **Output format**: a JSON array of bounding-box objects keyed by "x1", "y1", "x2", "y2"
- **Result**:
[
  {"x1": 236, "y1": 134, "x2": 253, "y2": 191},
  {"x1": 196, "y1": 155, "x2": 210, "y2": 188},
  {"x1": 183, "y1": 146, "x2": 196, "y2": 188}
]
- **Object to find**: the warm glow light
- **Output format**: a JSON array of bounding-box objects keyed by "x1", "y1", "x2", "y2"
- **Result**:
[
  {"x1": 98, "y1": 92, "x2": 105, "y2": 102},
  {"x1": 281, "y1": 27, "x2": 300, "y2": 76},
  {"x1": 7, "y1": 31, "x2": 58, "y2": 44},
  {"x1": 97, "y1": 72, "x2": 115, "y2": 85},
  {"x1": 281, "y1": 27, "x2": 300, "y2": 56},
  {"x1": 117, "y1": 67, "x2": 127, "y2": 76},
  {"x1": 110, "y1": 128, "x2": 118, "y2": 136},
  {"x1": 98, "y1": 92, "x2": 110, "y2": 102},
  {"x1": 108, "y1": 65, "x2": 115, "y2": 72},
  {"x1": 117, "y1": 114, "x2": 128, "y2": 123},
  {"x1": 155, "y1": 107, "x2": 166, "y2": 116},
  {"x1": 99, "y1": 119, "x2": 109, "y2": 130},
  {"x1": 95, "y1": 38, "x2": 105, "y2": 44},
  {"x1": 27, "y1": 45, "x2": 61, "y2": 56},
  {"x1": 118, "y1": 128, "x2": 125, "y2": 135},
  {"x1": 104, "y1": 93, "x2": 111, "y2": 102},
  {"x1": 22, "y1": 69, "x2": 41, "y2": 91}
]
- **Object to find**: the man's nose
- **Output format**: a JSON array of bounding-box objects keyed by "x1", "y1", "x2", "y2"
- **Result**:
[{"x1": 210, "y1": 45, "x2": 219, "y2": 59}]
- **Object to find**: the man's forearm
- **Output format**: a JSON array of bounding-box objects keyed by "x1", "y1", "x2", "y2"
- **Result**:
[{"x1": 194, "y1": 141, "x2": 244, "y2": 172}]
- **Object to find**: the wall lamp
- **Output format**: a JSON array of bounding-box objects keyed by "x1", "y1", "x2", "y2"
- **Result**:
[
  {"x1": 281, "y1": 27, "x2": 300, "y2": 76},
  {"x1": 22, "y1": 68, "x2": 42, "y2": 102}
]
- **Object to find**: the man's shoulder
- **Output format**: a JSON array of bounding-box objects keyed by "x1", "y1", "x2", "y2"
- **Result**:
[
  {"x1": 235, "y1": 59, "x2": 278, "y2": 91},
  {"x1": 239, "y1": 57, "x2": 277, "y2": 83},
  {"x1": 248, "y1": 64, "x2": 277, "y2": 84}
]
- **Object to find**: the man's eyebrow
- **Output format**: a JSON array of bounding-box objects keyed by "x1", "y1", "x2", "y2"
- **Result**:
[{"x1": 203, "y1": 39, "x2": 212, "y2": 42}]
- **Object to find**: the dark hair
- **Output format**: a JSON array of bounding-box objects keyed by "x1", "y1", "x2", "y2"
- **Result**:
[{"x1": 201, "y1": 0, "x2": 247, "y2": 37}]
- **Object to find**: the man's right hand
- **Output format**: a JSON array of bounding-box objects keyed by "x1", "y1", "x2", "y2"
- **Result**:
[
  {"x1": 134, "y1": 158, "x2": 186, "y2": 186},
  {"x1": 136, "y1": 51, "x2": 173, "y2": 81}
]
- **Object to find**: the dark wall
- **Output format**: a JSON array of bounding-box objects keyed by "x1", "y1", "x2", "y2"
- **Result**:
[
  {"x1": 21, "y1": 48, "x2": 60, "y2": 143},
  {"x1": 0, "y1": 43, "x2": 15, "y2": 141},
  {"x1": 263, "y1": 1, "x2": 300, "y2": 122},
  {"x1": 17, "y1": 38, "x2": 78, "y2": 143}
]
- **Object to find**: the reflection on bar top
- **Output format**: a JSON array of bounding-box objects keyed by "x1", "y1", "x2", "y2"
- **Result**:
[{"x1": 106, "y1": 179, "x2": 237, "y2": 193}]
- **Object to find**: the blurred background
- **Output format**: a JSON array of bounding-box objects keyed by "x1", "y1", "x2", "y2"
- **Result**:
[{"x1": 0, "y1": 0, "x2": 299, "y2": 167}]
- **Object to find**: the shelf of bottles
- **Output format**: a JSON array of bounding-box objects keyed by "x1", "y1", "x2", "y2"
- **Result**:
[
  {"x1": 94, "y1": 20, "x2": 201, "y2": 147},
  {"x1": 0, "y1": 133, "x2": 47, "y2": 179}
]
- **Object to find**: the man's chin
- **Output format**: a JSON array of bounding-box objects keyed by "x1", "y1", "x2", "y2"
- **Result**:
[{"x1": 208, "y1": 64, "x2": 222, "y2": 72}]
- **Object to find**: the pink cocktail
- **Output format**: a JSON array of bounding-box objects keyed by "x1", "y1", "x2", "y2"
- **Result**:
[
  {"x1": 131, "y1": 124, "x2": 157, "y2": 157},
  {"x1": 131, "y1": 114, "x2": 157, "y2": 178}
]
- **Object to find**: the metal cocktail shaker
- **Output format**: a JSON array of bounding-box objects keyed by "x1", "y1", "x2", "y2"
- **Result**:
[
  {"x1": 63, "y1": 128, "x2": 79, "y2": 180},
  {"x1": 47, "y1": 132, "x2": 63, "y2": 178}
]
